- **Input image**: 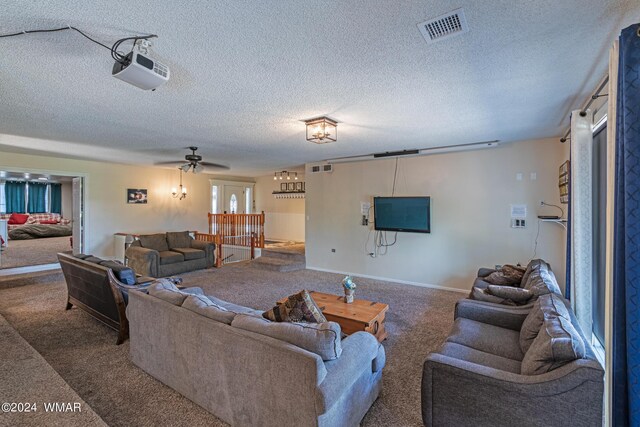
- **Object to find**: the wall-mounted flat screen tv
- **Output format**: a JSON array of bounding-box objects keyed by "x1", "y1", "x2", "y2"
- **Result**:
[{"x1": 373, "y1": 196, "x2": 431, "y2": 233}]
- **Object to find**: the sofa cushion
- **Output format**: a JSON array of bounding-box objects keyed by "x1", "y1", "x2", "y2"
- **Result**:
[
  {"x1": 171, "y1": 247, "x2": 205, "y2": 261},
  {"x1": 138, "y1": 233, "x2": 169, "y2": 252},
  {"x1": 469, "y1": 287, "x2": 510, "y2": 305},
  {"x1": 167, "y1": 231, "x2": 192, "y2": 250},
  {"x1": 158, "y1": 251, "x2": 184, "y2": 265},
  {"x1": 524, "y1": 268, "x2": 562, "y2": 298},
  {"x1": 438, "y1": 342, "x2": 522, "y2": 374},
  {"x1": 447, "y1": 317, "x2": 524, "y2": 361},
  {"x1": 521, "y1": 314, "x2": 585, "y2": 375},
  {"x1": 206, "y1": 295, "x2": 264, "y2": 316},
  {"x1": 148, "y1": 279, "x2": 203, "y2": 305},
  {"x1": 521, "y1": 259, "x2": 547, "y2": 288},
  {"x1": 83, "y1": 256, "x2": 104, "y2": 264},
  {"x1": 486, "y1": 285, "x2": 533, "y2": 304},
  {"x1": 520, "y1": 294, "x2": 571, "y2": 353},
  {"x1": 182, "y1": 294, "x2": 236, "y2": 324},
  {"x1": 472, "y1": 277, "x2": 493, "y2": 291},
  {"x1": 232, "y1": 314, "x2": 342, "y2": 361},
  {"x1": 263, "y1": 290, "x2": 327, "y2": 323},
  {"x1": 484, "y1": 265, "x2": 526, "y2": 286},
  {"x1": 99, "y1": 260, "x2": 136, "y2": 285},
  {"x1": 73, "y1": 253, "x2": 91, "y2": 260}
]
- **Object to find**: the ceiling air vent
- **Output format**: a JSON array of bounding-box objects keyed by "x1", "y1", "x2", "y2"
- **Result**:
[{"x1": 417, "y1": 8, "x2": 469, "y2": 44}]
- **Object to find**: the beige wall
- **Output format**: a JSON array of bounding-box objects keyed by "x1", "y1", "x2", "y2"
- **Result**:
[
  {"x1": 305, "y1": 138, "x2": 568, "y2": 292},
  {"x1": 0, "y1": 150, "x2": 219, "y2": 257},
  {"x1": 255, "y1": 174, "x2": 305, "y2": 241}
]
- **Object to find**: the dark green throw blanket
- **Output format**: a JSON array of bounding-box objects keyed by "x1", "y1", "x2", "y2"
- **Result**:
[{"x1": 9, "y1": 224, "x2": 72, "y2": 240}]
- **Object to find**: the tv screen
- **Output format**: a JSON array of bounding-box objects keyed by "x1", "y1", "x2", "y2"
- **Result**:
[{"x1": 374, "y1": 196, "x2": 431, "y2": 233}]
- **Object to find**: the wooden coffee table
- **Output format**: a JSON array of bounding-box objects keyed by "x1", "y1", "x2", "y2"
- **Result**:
[{"x1": 278, "y1": 291, "x2": 389, "y2": 342}]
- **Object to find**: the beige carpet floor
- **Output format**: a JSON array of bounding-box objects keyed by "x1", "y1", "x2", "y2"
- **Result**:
[
  {"x1": 1, "y1": 236, "x2": 71, "y2": 269},
  {"x1": 0, "y1": 265, "x2": 463, "y2": 426}
]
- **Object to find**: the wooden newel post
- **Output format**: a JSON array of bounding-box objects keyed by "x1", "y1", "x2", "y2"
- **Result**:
[
  {"x1": 215, "y1": 235, "x2": 223, "y2": 268},
  {"x1": 250, "y1": 232, "x2": 256, "y2": 259}
]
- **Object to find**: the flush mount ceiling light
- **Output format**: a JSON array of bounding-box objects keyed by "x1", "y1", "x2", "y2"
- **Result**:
[
  {"x1": 304, "y1": 116, "x2": 337, "y2": 144},
  {"x1": 273, "y1": 171, "x2": 298, "y2": 180}
]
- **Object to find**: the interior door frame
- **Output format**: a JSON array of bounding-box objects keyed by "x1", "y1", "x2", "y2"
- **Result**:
[{"x1": 0, "y1": 165, "x2": 87, "y2": 253}]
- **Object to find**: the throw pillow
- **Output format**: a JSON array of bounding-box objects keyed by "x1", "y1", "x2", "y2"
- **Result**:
[
  {"x1": 39, "y1": 219, "x2": 59, "y2": 224},
  {"x1": 8, "y1": 213, "x2": 29, "y2": 225},
  {"x1": 486, "y1": 285, "x2": 533, "y2": 304},
  {"x1": 99, "y1": 260, "x2": 136, "y2": 285},
  {"x1": 519, "y1": 293, "x2": 570, "y2": 353},
  {"x1": 521, "y1": 314, "x2": 585, "y2": 375},
  {"x1": 166, "y1": 231, "x2": 192, "y2": 249},
  {"x1": 484, "y1": 264, "x2": 526, "y2": 286},
  {"x1": 232, "y1": 314, "x2": 342, "y2": 361},
  {"x1": 263, "y1": 290, "x2": 327, "y2": 323},
  {"x1": 26, "y1": 216, "x2": 38, "y2": 224},
  {"x1": 138, "y1": 234, "x2": 170, "y2": 252}
]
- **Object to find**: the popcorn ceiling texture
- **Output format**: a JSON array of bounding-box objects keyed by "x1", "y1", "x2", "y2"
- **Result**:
[{"x1": 0, "y1": 1, "x2": 638, "y2": 174}]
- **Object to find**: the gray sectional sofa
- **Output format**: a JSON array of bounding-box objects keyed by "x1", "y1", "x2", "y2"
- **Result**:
[
  {"x1": 125, "y1": 231, "x2": 215, "y2": 277},
  {"x1": 421, "y1": 295, "x2": 604, "y2": 427},
  {"x1": 127, "y1": 281, "x2": 385, "y2": 427}
]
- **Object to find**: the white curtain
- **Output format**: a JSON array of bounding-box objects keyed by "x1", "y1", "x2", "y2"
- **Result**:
[{"x1": 570, "y1": 109, "x2": 593, "y2": 335}]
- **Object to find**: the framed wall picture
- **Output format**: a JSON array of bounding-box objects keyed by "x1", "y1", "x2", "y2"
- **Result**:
[
  {"x1": 127, "y1": 189, "x2": 148, "y2": 204},
  {"x1": 295, "y1": 182, "x2": 303, "y2": 191},
  {"x1": 280, "y1": 183, "x2": 287, "y2": 191},
  {"x1": 287, "y1": 182, "x2": 295, "y2": 191}
]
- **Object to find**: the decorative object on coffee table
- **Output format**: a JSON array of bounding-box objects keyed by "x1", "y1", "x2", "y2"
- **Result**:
[
  {"x1": 342, "y1": 275, "x2": 356, "y2": 303},
  {"x1": 277, "y1": 291, "x2": 389, "y2": 342}
]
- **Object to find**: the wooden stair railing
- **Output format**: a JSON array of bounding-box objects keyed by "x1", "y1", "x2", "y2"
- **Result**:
[
  {"x1": 208, "y1": 212, "x2": 265, "y2": 249},
  {"x1": 194, "y1": 231, "x2": 258, "y2": 268}
]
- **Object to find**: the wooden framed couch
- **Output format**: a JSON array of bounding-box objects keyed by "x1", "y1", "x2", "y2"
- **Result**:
[{"x1": 57, "y1": 252, "x2": 155, "y2": 344}]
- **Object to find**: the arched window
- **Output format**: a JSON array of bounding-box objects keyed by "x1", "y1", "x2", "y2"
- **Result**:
[{"x1": 230, "y1": 194, "x2": 237, "y2": 214}]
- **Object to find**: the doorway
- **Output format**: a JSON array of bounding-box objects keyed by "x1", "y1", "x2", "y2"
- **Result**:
[{"x1": 0, "y1": 170, "x2": 85, "y2": 270}]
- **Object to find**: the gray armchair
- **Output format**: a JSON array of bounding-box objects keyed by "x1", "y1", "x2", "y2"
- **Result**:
[{"x1": 421, "y1": 298, "x2": 604, "y2": 427}]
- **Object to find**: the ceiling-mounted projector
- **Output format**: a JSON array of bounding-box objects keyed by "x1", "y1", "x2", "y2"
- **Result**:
[{"x1": 112, "y1": 42, "x2": 169, "y2": 91}]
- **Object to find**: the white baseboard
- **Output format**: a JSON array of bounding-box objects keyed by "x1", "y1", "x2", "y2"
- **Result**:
[{"x1": 306, "y1": 266, "x2": 469, "y2": 294}]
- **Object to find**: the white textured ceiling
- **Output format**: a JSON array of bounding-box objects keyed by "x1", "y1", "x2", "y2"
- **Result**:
[{"x1": 0, "y1": 1, "x2": 638, "y2": 175}]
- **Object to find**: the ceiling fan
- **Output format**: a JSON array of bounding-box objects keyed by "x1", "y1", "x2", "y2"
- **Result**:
[{"x1": 156, "y1": 146, "x2": 230, "y2": 173}]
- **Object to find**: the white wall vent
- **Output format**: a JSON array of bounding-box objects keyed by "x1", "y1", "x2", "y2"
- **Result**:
[
  {"x1": 311, "y1": 165, "x2": 321, "y2": 173},
  {"x1": 417, "y1": 8, "x2": 469, "y2": 44},
  {"x1": 322, "y1": 164, "x2": 333, "y2": 173}
]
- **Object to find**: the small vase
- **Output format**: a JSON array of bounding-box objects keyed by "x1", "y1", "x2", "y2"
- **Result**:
[{"x1": 344, "y1": 288, "x2": 354, "y2": 304}]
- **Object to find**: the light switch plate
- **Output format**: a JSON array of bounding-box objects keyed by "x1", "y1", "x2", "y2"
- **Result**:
[{"x1": 361, "y1": 202, "x2": 371, "y2": 215}]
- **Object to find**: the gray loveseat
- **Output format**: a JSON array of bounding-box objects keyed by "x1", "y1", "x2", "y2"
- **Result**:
[
  {"x1": 125, "y1": 231, "x2": 215, "y2": 277},
  {"x1": 127, "y1": 281, "x2": 386, "y2": 427},
  {"x1": 421, "y1": 295, "x2": 603, "y2": 426}
]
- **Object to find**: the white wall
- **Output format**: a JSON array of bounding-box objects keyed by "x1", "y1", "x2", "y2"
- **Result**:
[
  {"x1": 60, "y1": 181, "x2": 72, "y2": 219},
  {"x1": 255, "y1": 174, "x2": 305, "y2": 241},
  {"x1": 305, "y1": 138, "x2": 568, "y2": 292},
  {"x1": 0, "y1": 149, "x2": 220, "y2": 257}
]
